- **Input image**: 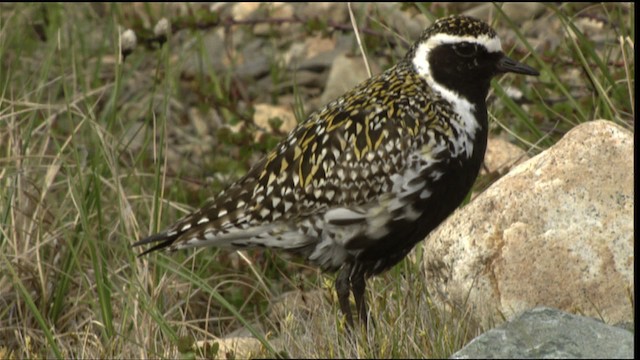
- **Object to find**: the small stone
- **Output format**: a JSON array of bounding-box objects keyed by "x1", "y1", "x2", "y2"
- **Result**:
[
  {"x1": 318, "y1": 53, "x2": 380, "y2": 106},
  {"x1": 231, "y1": 3, "x2": 261, "y2": 21},
  {"x1": 284, "y1": 36, "x2": 336, "y2": 68},
  {"x1": 181, "y1": 30, "x2": 226, "y2": 78},
  {"x1": 253, "y1": 103, "x2": 298, "y2": 134},
  {"x1": 302, "y1": 35, "x2": 337, "y2": 62},
  {"x1": 296, "y1": 3, "x2": 349, "y2": 24},
  {"x1": 463, "y1": 3, "x2": 545, "y2": 24},
  {"x1": 253, "y1": 3, "x2": 295, "y2": 36},
  {"x1": 195, "y1": 337, "x2": 263, "y2": 359},
  {"x1": 375, "y1": 3, "x2": 430, "y2": 40},
  {"x1": 188, "y1": 108, "x2": 211, "y2": 138}
]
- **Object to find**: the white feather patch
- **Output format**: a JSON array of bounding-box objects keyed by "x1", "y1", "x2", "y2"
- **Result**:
[
  {"x1": 411, "y1": 39, "x2": 482, "y2": 157},
  {"x1": 176, "y1": 224, "x2": 277, "y2": 249},
  {"x1": 324, "y1": 207, "x2": 366, "y2": 225},
  {"x1": 424, "y1": 33, "x2": 502, "y2": 53}
]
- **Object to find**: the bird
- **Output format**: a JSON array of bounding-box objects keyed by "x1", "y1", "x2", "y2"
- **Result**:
[{"x1": 133, "y1": 14, "x2": 539, "y2": 328}]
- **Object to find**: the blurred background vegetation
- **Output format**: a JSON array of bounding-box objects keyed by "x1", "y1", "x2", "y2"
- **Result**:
[{"x1": 0, "y1": 2, "x2": 633, "y2": 358}]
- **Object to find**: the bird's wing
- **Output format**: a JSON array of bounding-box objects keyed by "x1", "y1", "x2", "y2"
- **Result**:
[{"x1": 133, "y1": 68, "x2": 452, "y2": 260}]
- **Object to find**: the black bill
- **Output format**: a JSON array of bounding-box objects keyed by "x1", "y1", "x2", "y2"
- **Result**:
[{"x1": 497, "y1": 55, "x2": 540, "y2": 76}]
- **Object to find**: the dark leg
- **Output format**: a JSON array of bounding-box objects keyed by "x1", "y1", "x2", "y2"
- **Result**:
[
  {"x1": 351, "y1": 268, "x2": 368, "y2": 328},
  {"x1": 336, "y1": 263, "x2": 354, "y2": 327}
]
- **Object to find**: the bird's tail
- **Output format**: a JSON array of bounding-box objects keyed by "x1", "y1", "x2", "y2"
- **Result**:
[{"x1": 131, "y1": 230, "x2": 181, "y2": 256}]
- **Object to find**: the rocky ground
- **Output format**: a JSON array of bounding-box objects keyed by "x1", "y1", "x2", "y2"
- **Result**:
[{"x1": 112, "y1": 2, "x2": 632, "y2": 186}]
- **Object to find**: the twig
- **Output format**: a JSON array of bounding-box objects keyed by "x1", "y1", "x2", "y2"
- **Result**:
[{"x1": 348, "y1": 3, "x2": 372, "y2": 78}]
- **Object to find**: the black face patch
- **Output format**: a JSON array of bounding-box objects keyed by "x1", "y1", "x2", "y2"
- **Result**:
[
  {"x1": 427, "y1": 42, "x2": 504, "y2": 102},
  {"x1": 452, "y1": 42, "x2": 477, "y2": 58}
]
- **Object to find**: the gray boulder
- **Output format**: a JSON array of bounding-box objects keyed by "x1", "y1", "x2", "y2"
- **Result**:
[{"x1": 451, "y1": 307, "x2": 634, "y2": 359}]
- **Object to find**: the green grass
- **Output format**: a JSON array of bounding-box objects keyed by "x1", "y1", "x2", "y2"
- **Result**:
[{"x1": 0, "y1": 3, "x2": 634, "y2": 358}]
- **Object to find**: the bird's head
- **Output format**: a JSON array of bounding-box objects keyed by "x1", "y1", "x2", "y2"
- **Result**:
[{"x1": 407, "y1": 15, "x2": 539, "y2": 102}]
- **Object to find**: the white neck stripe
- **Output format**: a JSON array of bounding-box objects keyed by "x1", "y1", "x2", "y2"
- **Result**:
[{"x1": 410, "y1": 33, "x2": 497, "y2": 157}]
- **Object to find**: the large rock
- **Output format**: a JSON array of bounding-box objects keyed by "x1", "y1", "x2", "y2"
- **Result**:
[
  {"x1": 422, "y1": 120, "x2": 633, "y2": 328},
  {"x1": 451, "y1": 307, "x2": 634, "y2": 359},
  {"x1": 481, "y1": 136, "x2": 529, "y2": 176}
]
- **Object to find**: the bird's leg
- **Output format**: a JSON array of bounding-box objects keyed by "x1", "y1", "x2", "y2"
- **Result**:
[
  {"x1": 351, "y1": 269, "x2": 368, "y2": 328},
  {"x1": 336, "y1": 264, "x2": 354, "y2": 328}
]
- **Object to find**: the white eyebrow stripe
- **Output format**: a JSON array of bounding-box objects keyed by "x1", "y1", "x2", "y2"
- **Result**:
[{"x1": 425, "y1": 33, "x2": 503, "y2": 53}]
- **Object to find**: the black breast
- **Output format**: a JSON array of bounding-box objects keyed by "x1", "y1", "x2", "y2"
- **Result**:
[{"x1": 356, "y1": 109, "x2": 489, "y2": 276}]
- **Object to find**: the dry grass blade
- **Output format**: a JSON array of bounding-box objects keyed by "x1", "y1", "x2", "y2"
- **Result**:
[{"x1": 348, "y1": 2, "x2": 372, "y2": 78}]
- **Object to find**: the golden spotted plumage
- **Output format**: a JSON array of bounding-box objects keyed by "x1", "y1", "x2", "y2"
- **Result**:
[{"x1": 134, "y1": 14, "x2": 539, "y2": 327}]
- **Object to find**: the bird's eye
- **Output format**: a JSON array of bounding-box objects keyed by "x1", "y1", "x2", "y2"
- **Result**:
[{"x1": 453, "y1": 42, "x2": 477, "y2": 58}]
